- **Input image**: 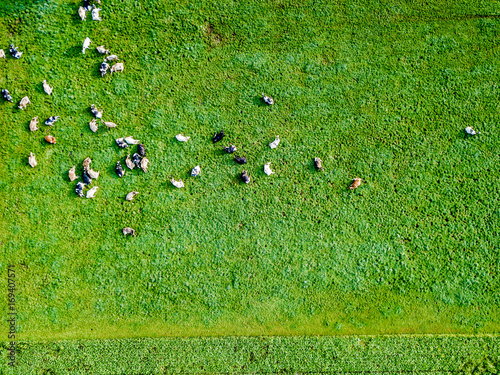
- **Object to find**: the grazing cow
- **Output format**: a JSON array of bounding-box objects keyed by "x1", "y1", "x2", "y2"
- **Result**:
[
  {"x1": 82, "y1": 37, "x2": 91, "y2": 54},
  {"x1": 106, "y1": 55, "x2": 118, "y2": 61},
  {"x1": 89, "y1": 118, "x2": 98, "y2": 133},
  {"x1": 234, "y1": 155, "x2": 247, "y2": 164},
  {"x1": 96, "y1": 45, "x2": 109, "y2": 54},
  {"x1": 269, "y1": 135, "x2": 280, "y2": 149},
  {"x1": 241, "y1": 170, "x2": 250, "y2": 184},
  {"x1": 110, "y1": 63, "x2": 124, "y2": 73},
  {"x1": 175, "y1": 134, "x2": 190, "y2": 142},
  {"x1": 123, "y1": 227, "x2": 136, "y2": 236},
  {"x1": 29, "y1": 152, "x2": 37, "y2": 168},
  {"x1": 18, "y1": 96, "x2": 30, "y2": 110},
  {"x1": 349, "y1": 178, "x2": 362, "y2": 190},
  {"x1": 42, "y1": 80, "x2": 53, "y2": 95},
  {"x1": 124, "y1": 136, "x2": 140, "y2": 145},
  {"x1": 44, "y1": 116, "x2": 59, "y2": 126},
  {"x1": 264, "y1": 162, "x2": 274, "y2": 175},
  {"x1": 116, "y1": 138, "x2": 128, "y2": 148},
  {"x1": 115, "y1": 161, "x2": 125, "y2": 177},
  {"x1": 90, "y1": 104, "x2": 103, "y2": 118},
  {"x1": 91, "y1": 5, "x2": 102, "y2": 21},
  {"x1": 100, "y1": 61, "x2": 109, "y2": 77},
  {"x1": 126, "y1": 191, "x2": 139, "y2": 201},
  {"x1": 212, "y1": 130, "x2": 225, "y2": 143},
  {"x1": 125, "y1": 154, "x2": 135, "y2": 170},
  {"x1": 86, "y1": 186, "x2": 99, "y2": 198},
  {"x1": 29, "y1": 117, "x2": 39, "y2": 132},
  {"x1": 223, "y1": 144, "x2": 237, "y2": 153},
  {"x1": 132, "y1": 153, "x2": 141, "y2": 168},
  {"x1": 82, "y1": 170, "x2": 92, "y2": 185},
  {"x1": 87, "y1": 169, "x2": 99, "y2": 179},
  {"x1": 9, "y1": 45, "x2": 22, "y2": 59},
  {"x1": 0, "y1": 50, "x2": 5, "y2": 59},
  {"x1": 78, "y1": 6, "x2": 86, "y2": 20},
  {"x1": 170, "y1": 178, "x2": 184, "y2": 188},
  {"x1": 140, "y1": 157, "x2": 150, "y2": 172},
  {"x1": 465, "y1": 126, "x2": 480, "y2": 135},
  {"x1": 1, "y1": 89, "x2": 12, "y2": 102},
  {"x1": 137, "y1": 144, "x2": 146, "y2": 156},
  {"x1": 191, "y1": 165, "x2": 201, "y2": 177},
  {"x1": 75, "y1": 182, "x2": 85, "y2": 198},
  {"x1": 69, "y1": 166, "x2": 77, "y2": 181},
  {"x1": 83, "y1": 0, "x2": 91, "y2": 11},
  {"x1": 44, "y1": 135, "x2": 56, "y2": 144},
  {"x1": 314, "y1": 157, "x2": 323, "y2": 171},
  {"x1": 82, "y1": 157, "x2": 91, "y2": 170},
  {"x1": 262, "y1": 93, "x2": 274, "y2": 105},
  {"x1": 102, "y1": 121, "x2": 117, "y2": 128}
]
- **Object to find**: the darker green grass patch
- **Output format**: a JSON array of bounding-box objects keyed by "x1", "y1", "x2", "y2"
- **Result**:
[{"x1": 1, "y1": 335, "x2": 500, "y2": 374}]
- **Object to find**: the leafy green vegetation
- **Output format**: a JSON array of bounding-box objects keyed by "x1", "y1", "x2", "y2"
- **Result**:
[
  {"x1": 1, "y1": 335, "x2": 500, "y2": 374},
  {"x1": 0, "y1": 0, "x2": 499, "y2": 342}
]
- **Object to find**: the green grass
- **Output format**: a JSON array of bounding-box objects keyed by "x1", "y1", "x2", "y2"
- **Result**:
[
  {"x1": 1, "y1": 335, "x2": 500, "y2": 374},
  {"x1": 0, "y1": 0, "x2": 499, "y2": 341}
]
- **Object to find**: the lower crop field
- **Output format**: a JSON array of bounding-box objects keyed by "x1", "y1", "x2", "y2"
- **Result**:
[
  {"x1": 0, "y1": 0, "x2": 499, "y2": 347},
  {"x1": 2, "y1": 335, "x2": 500, "y2": 374}
]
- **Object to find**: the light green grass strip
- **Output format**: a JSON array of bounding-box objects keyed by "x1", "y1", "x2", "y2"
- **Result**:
[{"x1": 0, "y1": 335, "x2": 499, "y2": 374}]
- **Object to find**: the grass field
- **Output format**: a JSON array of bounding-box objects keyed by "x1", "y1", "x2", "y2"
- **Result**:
[{"x1": 0, "y1": 0, "x2": 499, "y2": 345}]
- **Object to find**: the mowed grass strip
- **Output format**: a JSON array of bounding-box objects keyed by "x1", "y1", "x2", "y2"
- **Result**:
[{"x1": 0, "y1": 0, "x2": 499, "y2": 340}]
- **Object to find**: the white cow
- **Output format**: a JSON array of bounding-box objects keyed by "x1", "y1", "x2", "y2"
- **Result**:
[
  {"x1": 140, "y1": 157, "x2": 150, "y2": 172},
  {"x1": 69, "y1": 166, "x2": 77, "y2": 181},
  {"x1": 465, "y1": 126, "x2": 480, "y2": 135},
  {"x1": 110, "y1": 62, "x2": 124, "y2": 73},
  {"x1": 170, "y1": 178, "x2": 184, "y2": 188},
  {"x1": 82, "y1": 37, "x2": 91, "y2": 54},
  {"x1": 264, "y1": 163, "x2": 274, "y2": 175},
  {"x1": 29, "y1": 117, "x2": 39, "y2": 132},
  {"x1": 269, "y1": 135, "x2": 280, "y2": 149},
  {"x1": 124, "y1": 136, "x2": 140, "y2": 145},
  {"x1": 78, "y1": 6, "x2": 86, "y2": 20},
  {"x1": 102, "y1": 121, "x2": 117, "y2": 128},
  {"x1": 87, "y1": 169, "x2": 99, "y2": 179},
  {"x1": 126, "y1": 191, "x2": 139, "y2": 201},
  {"x1": 91, "y1": 6, "x2": 102, "y2": 21},
  {"x1": 96, "y1": 45, "x2": 109, "y2": 54},
  {"x1": 29, "y1": 152, "x2": 37, "y2": 168},
  {"x1": 18, "y1": 96, "x2": 30, "y2": 110},
  {"x1": 42, "y1": 80, "x2": 53, "y2": 95},
  {"x1": 89, "y1": 119, "x2": 98, "y2": 133},
  {"x1": 86, "y1": 186, "x2": 99, "y2": 198},
  {"x1": 125, "y1": 154, "x2": 135, "y2": 170},
  {"x1": 175, "y1": 134, "x2": 190, "y2": 142}
]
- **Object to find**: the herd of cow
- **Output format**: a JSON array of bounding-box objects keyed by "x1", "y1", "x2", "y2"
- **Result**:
[{"x1": 3, "y1": 0, "x2": 482, "y2": 237}]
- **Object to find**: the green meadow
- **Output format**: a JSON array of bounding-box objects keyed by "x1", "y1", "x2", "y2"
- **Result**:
[{"x1": 0, "y1": 0, "x2": 499, "y2": 357}]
